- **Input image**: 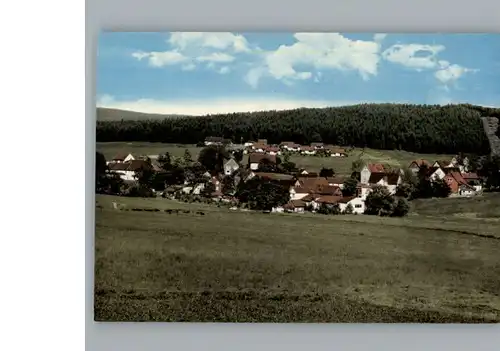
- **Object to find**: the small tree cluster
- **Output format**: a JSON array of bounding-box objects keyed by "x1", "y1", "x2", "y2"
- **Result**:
[{"x1": 364, "y1": 185, "x2": 410, "y2": 217}]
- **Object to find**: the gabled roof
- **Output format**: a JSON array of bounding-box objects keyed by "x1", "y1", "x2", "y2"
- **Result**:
[
  {"x1": 368, "y1": 173, "x2": 385, "y2": 184},
  {"x1": 325, "y1": 176, "x2": 345, "y2": 184},
  {"x1": 253, "y1": 172, "x2": 295, "y2": 181},
  {"x1": 297, "y1": 177, "x2": 329, "y2": 189},
  {"x1": 248, "y1": 153, "x2": 277, "y2": 164},
  {"x1": 126, "y1": 159, "x2": 153, "y2": 172},
  {"x1": 462, "y1": 172, "x2": 480, "y2": 180},
  {"x1": 315, "y1": 195, "x2": 343, "y2": 204},
  {"x1": 366, "y1": 163, "x2": 386, "y2": 173},
  {"x1": 409, "y1": 159, "x2": 430, "y2": 168},
  {"x1": 112, "y1": 152, "x2": 132, "y2": 161}
]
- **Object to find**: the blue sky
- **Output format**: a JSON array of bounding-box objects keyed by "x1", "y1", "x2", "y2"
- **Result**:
[{"x1": 97, "y1": 32, "x2": 500, "y2": 115}]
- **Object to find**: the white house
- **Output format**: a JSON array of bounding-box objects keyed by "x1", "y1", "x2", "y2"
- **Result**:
[
  {"x1": 300, "y1": 146, "x2": 316, "y2": 155},
  {"x1": 109, "y1": 152, "x2": 135, "y2": 164},
  {"x1": 107, "y1": 159, "x2": 151, "y2": 181},
  {"x1": 338, "y1": 196, "x2": 365, "y2": 214},
  {"x1": 360, "y1": 164, "x2": 386, "y2": 185},
  {"x1": 223, "y1": 158, "x2": 240, "y2": 176}
]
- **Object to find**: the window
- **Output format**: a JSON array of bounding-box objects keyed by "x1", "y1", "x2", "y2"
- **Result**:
[{"x1": 355, "y1": 204, "x2": 362, "y2": 208}]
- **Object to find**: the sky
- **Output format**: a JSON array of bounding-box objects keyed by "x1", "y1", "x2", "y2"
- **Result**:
[{"x1": 97, "y1": 32, "x2": 500, "y2": 115}]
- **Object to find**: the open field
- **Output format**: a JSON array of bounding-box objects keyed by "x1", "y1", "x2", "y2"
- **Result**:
[
  {"x1": 94, "y1": 194, "x2": 500, "y2": 322},
  {"x1": 96, "y1": 142, "x2": 454, "y2": 176}
]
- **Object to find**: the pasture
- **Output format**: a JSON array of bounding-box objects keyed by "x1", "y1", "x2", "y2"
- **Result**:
[
  {"x1": 94, "y1": 194, "x2": 500, "y2": 322},
  {"x1": 96, "y1": 142, "x2": 454, "y2": 176}
]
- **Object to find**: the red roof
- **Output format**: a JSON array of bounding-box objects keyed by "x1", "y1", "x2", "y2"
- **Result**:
[
  {"x1": 301, "y1": 146, "x2": 316, "y2": 151},
  {"x1": 462, "y1": 172, "x2": 480, "y2": 180},
  {"x1": 367, "y1": 163, "x2": 386, "y2": 173},
  {"x1": 248, "y1": 153, "x2": 276, "y2": 164}
]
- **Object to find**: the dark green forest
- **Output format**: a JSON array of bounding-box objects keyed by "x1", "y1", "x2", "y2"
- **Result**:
[{"x1": 96, "y1": 103, "x2": 500, "y2": 155}]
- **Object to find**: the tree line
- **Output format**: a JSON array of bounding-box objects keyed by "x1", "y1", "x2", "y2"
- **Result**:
[{"x1": 95, "y1": 103, "x2": 499, "y2": 154}]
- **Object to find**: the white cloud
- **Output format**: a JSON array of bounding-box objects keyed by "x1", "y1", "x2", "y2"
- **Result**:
[
  {"x1": 97, "y1": 95, "x2": 377, "y2": 115},
  {"x1": 196, "y1": 52, "x2": 235, "y2": 63},
  {"x1": 132, "y1": 50, "x2": 188, "y2": 67},
  {"x1": 218, "y1": 66, "x2": 231, "y2": 74},
  {"x1": 374, "y1": 33, "x2": 387, "y2": 42},
  {"x1": 382, "y1": 43, "x2": 445, "y2": 70},
  {"x1": 434, "y1": 63, "x2": 478, "y2": 84},
  {"x1": 181, "y1": 63, "x2": 196, "y2": 71},
  {"x1": 250, "y1": 33, "x2": 381, "y2": 87},
  {"x1": 168, "y1": 32, "x2": 250, "y2": 53},
  {"x1": 244, "y1": 67, "x2": 266, "y2": 89}
]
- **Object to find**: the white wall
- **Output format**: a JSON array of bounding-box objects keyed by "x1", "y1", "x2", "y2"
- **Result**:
[
  {"x1": 250, "y1": 162, "x2": 259, "y2": 170},
  {"x1": 360, "y1": 166, "x2": 371, "y2": 185},
  {"x1": 339, "y1": 197, "x2": 365, "y2": 214}
]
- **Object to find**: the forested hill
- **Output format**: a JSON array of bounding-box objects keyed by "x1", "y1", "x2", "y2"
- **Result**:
[
  {"x1": 96, "y1": 103, "x2": 499, "y2": 155},
  {"x1": 97, "y1": 108, "x2": 191, "y2": 121}
]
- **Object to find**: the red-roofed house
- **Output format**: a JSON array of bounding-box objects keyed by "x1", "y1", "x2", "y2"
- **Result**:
[
  {"x1": 443, "y1": 171, "x2": 477, "y2": 196},
  {"x1": 408, "y1": 159, "x2": 431, "y2": 174},
  {"x1": 300, "y1": 146, "x2": 317, "y2": 155},
  {"x1": 360, "y1": 163, "x2": 386, "y2": 184}
]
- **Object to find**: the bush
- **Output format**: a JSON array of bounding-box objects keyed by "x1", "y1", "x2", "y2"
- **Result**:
[{"x1": 391, "y1": 198, "x2": 410, "y2": 217}]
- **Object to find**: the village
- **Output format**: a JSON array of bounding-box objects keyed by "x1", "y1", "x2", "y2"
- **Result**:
[{"x1": 99, "y1": 136, "x2": 484, "y2": 216}]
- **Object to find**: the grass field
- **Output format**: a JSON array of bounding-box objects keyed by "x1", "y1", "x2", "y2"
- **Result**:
[
  {"x1": 96, "y1": 142, "x2": 454, "y2": 176},
  {"x1": 94, "y1": 193, "x2": 500, "y2": 323}
]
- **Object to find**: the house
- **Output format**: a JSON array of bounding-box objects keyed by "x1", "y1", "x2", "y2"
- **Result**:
[
  {"x1": 300, "y1": 146, "x2": 316, "y2": 155},
  {"x1": 433, "y1": 159, "x2": 456, "y2": 169},
  {"x1": 443, "y1": 171, "x2": 476, "y2": 196},
  {"x1": 462, "y1": 172, "x2": 482, "y2": 192},
  {"x1": 311, "y1": 195, "x2": 343, "y2": 211},
  {"x1": 367, "y1": 172, "x2": 402, "y2": 194},
  {"x1": 325, "y1": 176, "x2": 345, "y2": 188},
  {"x1": 311, "y1": 142, "x2": 324, "y2": 149},
  {"x1": 248, "y1": 153, "x2": 277, "y2": 171},
  {"x1": 419, "y1": 166, "x2": 446, "y2": 181},
  {"x1": 327, "y1": 147, "x2": 347, "y2": 157},
  {"x1": 283, "y1": 200, "x2": 306, "y2": 213},
  {"x1": 264, "y1": 146, "x2": 281, "y2": 155},
  {"x1": 356, "y1": 184, "x2": 373, "y2": 200},
  {"x1": 244, "y1": 141, "x2": 255, "y2": 147},
  {"x1": 204, "y1": 136, "x2": 224, "y2": 146},
  {"x1": 257, "y1": 139, "x2": 268, "y2": 145},
  {"x1": 338, "y1": 196, "x2": 365, "y2": 214},
  {"x1": 223, "y1": 158, "x2": 240, "y2": 176},
  {"x1": 360, "y1": 163, "x2": 386, "y2": 184},
  {"x1": 280, "y1": 141, "x2": 301, "y2": 152},
  {"x1": 107, "y1": 159, "x2": 153, "y2": 181},
  {"x1": 251, "y1": 143, "x2": 266, "y2": 153},
  {"x1": 408, "y1": 159, "x2": 431, "y2": 174},
  {"x1": 109, "y1": 152, "x2": 135, "y2": 164}
]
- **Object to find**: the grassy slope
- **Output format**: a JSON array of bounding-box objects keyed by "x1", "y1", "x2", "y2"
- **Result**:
[
  {"x1": 96, "y1": 142, "x2": 453, "y2": 176},
  {"x1": 94, "y1": 194, "x2": 500, "y2": 323}
]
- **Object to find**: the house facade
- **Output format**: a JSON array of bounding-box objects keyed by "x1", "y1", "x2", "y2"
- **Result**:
[
  {"x1": 223, "y1": 158, "x2": 240, "y2": 176},
  {"x1": 338, "y1": 196, "x2": 365, "y2": 214},
  {"x1": 248, "y1": 153, "x2": 277, "y2": 171}
]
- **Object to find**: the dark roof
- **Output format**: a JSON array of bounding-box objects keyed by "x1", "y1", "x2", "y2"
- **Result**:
[
  {"x1": 248, "y1": 153, "x2": 276, "y2": 164},
  {"x1": 112, "y1": 152, "x2": 131, "y2": 161},
  {"x1": 326, "y1": 176, "x2": 345, "y2": 184},
  {"x1": 368, "y1": 173, "x2": 385, "y2": 184},
  {"x1": 386, "y1": 173, "x2": 401, "y2": 185},
  {"x1": 315, "y1": 195, "x2": 343, "y2": 204},
  {"x1": 409, "y1": 159, "x2": 430, "y2": 168},
  {"x1": 253, "y1": 172, "x2": 295, "y2": 181}
]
